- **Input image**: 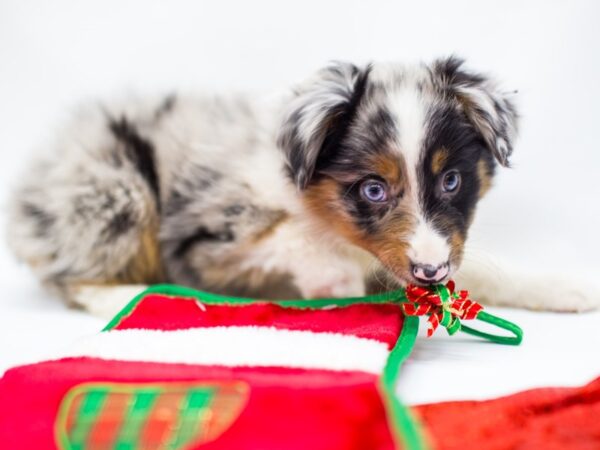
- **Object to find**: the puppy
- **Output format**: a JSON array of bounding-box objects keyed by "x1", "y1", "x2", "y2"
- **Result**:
[{"x1": 7, "y1": 57, "x2": 598, "y2": 316}]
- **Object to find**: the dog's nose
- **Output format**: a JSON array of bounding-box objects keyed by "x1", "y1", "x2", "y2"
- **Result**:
[{"x1": 411, "y1": 262, "x2": 449, "y2": 284}]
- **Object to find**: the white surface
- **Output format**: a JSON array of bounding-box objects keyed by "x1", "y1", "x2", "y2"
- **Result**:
[
  {"x1": 1, "y1": 0, "x2": 599, "y2": 404},
  {"x1": 399, "y1": 307, "x2": 600, "y2": 404}
]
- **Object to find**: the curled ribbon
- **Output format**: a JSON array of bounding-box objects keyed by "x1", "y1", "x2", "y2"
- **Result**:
[{"x1": 402, "y1": 280, "x2": 483, "y2": 337}]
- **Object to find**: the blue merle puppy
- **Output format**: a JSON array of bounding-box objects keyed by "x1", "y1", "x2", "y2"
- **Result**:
[{"x1": 8, "y1": 57, "x2": 597, "y2": 316}]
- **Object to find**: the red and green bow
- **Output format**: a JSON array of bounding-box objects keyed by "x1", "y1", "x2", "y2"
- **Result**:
[{"x1": 402, "y1": 280, "x2": 483, "y2": 337}]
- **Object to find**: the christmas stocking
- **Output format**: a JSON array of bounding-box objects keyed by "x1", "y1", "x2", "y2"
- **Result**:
[{"x1": 0, "y1": 283, "x2": 522, "y2": 450}]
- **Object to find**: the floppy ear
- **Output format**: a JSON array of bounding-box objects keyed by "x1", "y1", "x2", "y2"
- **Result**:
[
  {"x1": 278, "y1": 62, "x2": 370, "y2": 189},
  {"x1": 432, "y1": 57, "x2": 519, "y2": 166}
]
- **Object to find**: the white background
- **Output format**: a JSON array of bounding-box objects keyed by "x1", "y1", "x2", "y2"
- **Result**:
[{"x1": 0, "y1": 0, "x2": 599, "y2": 402}]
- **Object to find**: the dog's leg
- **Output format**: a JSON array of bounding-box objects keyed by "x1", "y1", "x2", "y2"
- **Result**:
[
  {"x1": 70, "y1": 284, "x2": 149, "y2": 319},
  {"x1": 293, "y1": 263, "x2": 366, "y2": 299},
  {"x1": 7, "y1": 104, "x2": 163, "y2": 305},
  {"x1": 455, "y1": 249, "x2": 600, "y2": 312},
  {"x1": 286, "y1": 244, "x2": 367, "y2": 299}
]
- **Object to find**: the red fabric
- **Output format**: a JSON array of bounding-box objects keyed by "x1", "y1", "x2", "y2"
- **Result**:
[
  {"x1": 0, "y1": 357, "x2": 395, "y2": 450},
  {"x1": 115, "y1": 294, "x2": 404, "y2": 349},
  {"x1": 415, "y1": 377, "x2": 600, "y2": 450}
]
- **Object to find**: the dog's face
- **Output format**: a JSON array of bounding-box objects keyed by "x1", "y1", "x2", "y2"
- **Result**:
[{"x1": 279, "y1": 57, "x2": 518, "y2": 286}]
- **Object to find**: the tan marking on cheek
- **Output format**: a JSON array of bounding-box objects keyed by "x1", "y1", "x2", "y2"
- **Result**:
[
  {"x1": 305, "y1": 179, "x2": 419, "y2": 281},
  {"x1": 376, "y1": 210, "x2": 415, "y2": 244},
  {"x1": 304, "y1": 179, "x2": 368, "y2": 247},
  {"x1": 449, "y1": 231, "x2": 465, "y2": 266},
  {"x1": 431, "y1": 147, "x2": 449, "y2": 174},
  {"x1": 370, "y1": 239, "x2": 411, "y2": 274},
  {"x1": 478, "y1": 159, "x2": 493, "y2": 198},
  {"x1": 363, "y1": 209, "x2": 416, "y2": 278}
]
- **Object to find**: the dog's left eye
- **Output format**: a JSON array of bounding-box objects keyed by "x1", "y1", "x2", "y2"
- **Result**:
[{"x1": 360, "y1": 179, "x2": 388, "y2": 203}]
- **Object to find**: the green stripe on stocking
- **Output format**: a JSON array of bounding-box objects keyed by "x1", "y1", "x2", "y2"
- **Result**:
[
  {"x1": 167, "y1": 388, "x2": 215, "y2": 448},
  {"x1": 114, "y1": 389, "x2": 159, "y2": 449},
  {"x1": 68, "y1": 389, "x2": 108, "y2": 450}
]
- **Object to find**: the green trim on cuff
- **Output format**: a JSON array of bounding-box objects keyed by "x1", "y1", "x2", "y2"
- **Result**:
[
  {"x1": 380, "y1": 315, "x2": 430, "y2": 450},
  {"x1": 103, "y1": 283, "x2": 409, "y2": 331}
]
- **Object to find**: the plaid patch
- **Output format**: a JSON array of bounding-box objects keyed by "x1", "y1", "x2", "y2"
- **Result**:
[{"x1": 55, "y1": 381, "x2": 249, "y2": 450}]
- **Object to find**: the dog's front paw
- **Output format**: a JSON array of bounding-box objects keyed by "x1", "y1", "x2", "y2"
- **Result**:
[
  {"x1": 70, "y1": 284, "x2": 148, "y2": 318},
  {"x1": 301, "y1": 280, "x2": 364, "y2": 299},
  {"x1": 517, "y1": 275, "x2": 600, "y2": 312},
  {"x1": 295, "y1": 267, "x2": 365, "y2": 299}
]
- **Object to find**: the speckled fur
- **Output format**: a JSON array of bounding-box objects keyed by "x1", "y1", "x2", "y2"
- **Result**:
[{"x1": 7, "y1": 57, "x2": 533, "y2": 308}]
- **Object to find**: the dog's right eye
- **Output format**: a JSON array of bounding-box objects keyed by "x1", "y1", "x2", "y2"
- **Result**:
[
  {"x1": 440, "y1": 170, "x2": 461, "y2": 196},
  {"x1": 360, "y1": 179, "x2": 389, "y2": 203}
]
